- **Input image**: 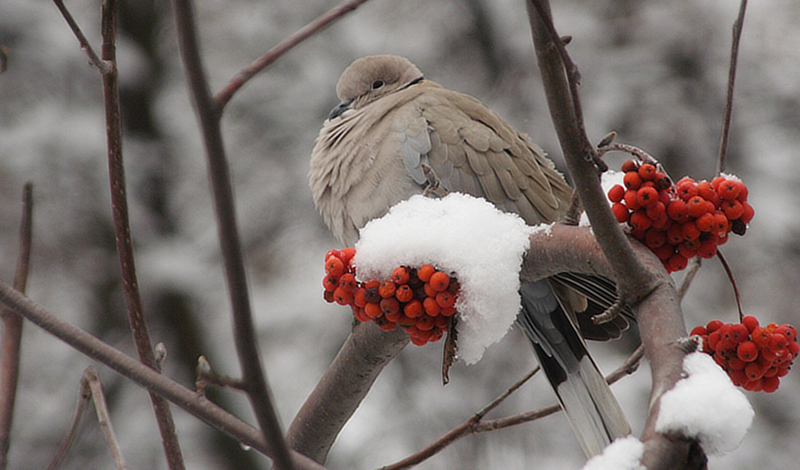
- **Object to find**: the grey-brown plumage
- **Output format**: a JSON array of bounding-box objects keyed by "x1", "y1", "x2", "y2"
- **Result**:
[{"x1": 310, "y1": 55, "x2": 630, "y2": 457}]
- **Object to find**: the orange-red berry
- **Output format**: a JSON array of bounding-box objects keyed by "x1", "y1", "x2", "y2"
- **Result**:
[
  {"x1": 429, "y1": 271, "x2": 450, "y2": 292},
  {"x1": 612, "y1": 203, "x2": 629, "y2": 223},
  {"x1": 623, "y1": 171, "x2": 643, "y2": 190},
  {"x1": 636, "y1": 186, "x2": 659, "y2": 207},
  {"x1": 638, "y1": 163, "x2": 657, "y2": 180},
  {"x1": 417, "y1": 264, "x2": 436, "y2": 282},
  {"x1": 608, "y1": 184, "x2": 625, "y2": 203},
  {"x1": 391, "y1": 266, "x2": 410, "y2": 285}
]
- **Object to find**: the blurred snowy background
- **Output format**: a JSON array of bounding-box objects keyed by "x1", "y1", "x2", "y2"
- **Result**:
[{"x1": 1, "y1": 0, "x2": 799, "y2": 468}]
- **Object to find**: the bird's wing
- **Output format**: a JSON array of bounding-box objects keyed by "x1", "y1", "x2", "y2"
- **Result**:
[{"x1": 395, "y1": 82, "x2": 573, "y2": 225}]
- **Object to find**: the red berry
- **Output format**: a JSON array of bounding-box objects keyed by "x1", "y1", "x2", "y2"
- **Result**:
[
  {"x1": 686, "y1": 196, "x2": 709, "y2": 218},
  {"x1": 694, "y1": 212, "x2": 714, "y2": 232},
  {"x1": 645, "y1": 228, "x2": 667, "y2": 249},
  {"x1": 325, "y1": 256, "x2": 345, "y2": 277},
  {"x1": 621, "y1": 159, "x2": 639, "y2": 173},
  {"x1": 653, "y1": 244, "x2": 675, "y2": 261},
  {"x1": 333, "y1": 287, "x2": 354, "y2": 306},
  {"x1": 391, "y1": 266, "x2": 411, "y2": 285},
  {"x1": 697, "y1": 180, "x2": 716, "y2": 201},
  {"x1": 339, "y1": 273, "x2": 357, "y2": 292},
  {"x1": 380, "y1": 297, "x2": 400, "y2": 315},
  {"x1": 676, "y1": 178, "x2": 698, "y2": 201},
  {"x1": 740, "y1": 202, "x2": 755, "y2": 224},
  {"x1": 752, "y1": 327, "x2": 772, "y2": 348},
  {"x1": 718, "y1": 179, "x2": 744, "y2": 200},
  {"x1": 435, "y1": 290, "x2": 456, "y2": 308},
  {"x1": 737, "y1": 341, "x2": 759, "y2": 362},
  {"x1": 629, "y1": 210, "x2": 652, "y2": 230},
  {"x1": 416, "y1": 315, "x2": 435, "y2": 331},
  {"x1": 429, "y1": 271, "x2": 450, "y2": 292},
  {"x1": 696, "y1": 238, "x2": 718, "y2": 259},
  {"x1": 646, "y1": 201, "x2": 666, "y2": 219},
  {"x1": 745, "y1": 362, "x2": 766, "y2": 381},
  {"x1": 624, "y1": 171, "x2": 643, "y2": 190},
  {"x1": 395, "y1": 284, "x2": 414, "y2": 303},
  {"x1": 666, "y1": 253, "x2": 688, "y2": 272},
  {"x1": 638, "y1": 163, "x2": 657, "y2": 180},
  {"x1": 636, "y1": 186, "x2": 659, "y2": 207},
  {"x1": 721, "y1": 200, "x2": 744, "y2": 220},
  {"x1": 353, "y1": 288, "x2": 367, "y2": 308},
  {"x1": 423, "y1": 297, "x2": 441, "y2": 316},
  {"x1": 681, "y1": 221, "x2": 701, "y2": 241},
  {"x1": 404, "y1": 299, "x2": 424, "y2": 318},
  {"x1": 323, "y1": 274, "x2": 339, "y2": 293},
  {"x1": 667, "y1": 200, "x2": 689, "y2": 222},
  {"x1": 762, "y1": 376, "x2": 780, "y2": 393},
  {"x1": 608, "y1": 184, "x2": 625, "y2": 203},
  {"x1": 417, "y1": 264, "x2": 435, "y2": 282},
  {"x1": 624, "y1": 190, "x2": 641, "y2": 210},
  {"x1": 378, "y1": 281, "x2": 397, "y2": 298},
  {"x1": 707, "y1": 320, "x2": 724, "y2": 332},
  {"x1": 339, "y1": 247, "x2": 356, "y2": 265},
  {"x1": 742, "y1": 315, "x2": 760, "y2": 333},
  {"x1": 690, "y1": 325, "x2": 708, "y2": 336},
  {"x1": 612, "y1": 203, "x2": 630, "y2": 223},
  {"x1": 364, "y1": 301, "x2": 382, "y2": 318}
]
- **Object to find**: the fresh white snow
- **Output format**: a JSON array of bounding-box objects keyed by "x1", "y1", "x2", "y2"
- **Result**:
[
  {"x1": 655, "y1": 352, "x2": 754, "y2": 455},
  {"x1": 353, "y1": 193, "x2": 537, "y2": 364},
  {"x1": 580, "y1": 436, "x2": 646, "y2": 470}
]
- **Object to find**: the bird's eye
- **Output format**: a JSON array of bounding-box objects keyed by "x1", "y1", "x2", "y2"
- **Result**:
[{"x1": 371, "y1": 79, "x2": 385, "y2": 90}]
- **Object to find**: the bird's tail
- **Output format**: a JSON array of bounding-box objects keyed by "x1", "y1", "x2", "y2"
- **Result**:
[{"x1": 517, "y1": 280, "x2": 631, "y2": 457}]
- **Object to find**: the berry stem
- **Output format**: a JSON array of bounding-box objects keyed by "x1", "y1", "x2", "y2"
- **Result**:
[{"x1": 716, "y1": 250, "x2": 744, "y2": 321}]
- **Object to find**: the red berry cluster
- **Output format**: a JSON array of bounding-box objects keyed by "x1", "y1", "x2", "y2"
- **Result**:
[
  {"x1": 608, "y1": 160, "x2": 754, "y2": 272},
  {"x1": 691, "y1": 316, "x2": 798, "y2": 393},
  {"x1": 322, "y1": 248, "x2": 458, "y2": 346}
]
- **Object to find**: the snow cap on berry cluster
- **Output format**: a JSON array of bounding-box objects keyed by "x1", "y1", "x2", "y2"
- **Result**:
[
  {"x1": 655, "y1": 352, "x2": 754, "y2": 454},
  {"x1": 353, "y1": 193, "x2": 534, "y2": 364}
]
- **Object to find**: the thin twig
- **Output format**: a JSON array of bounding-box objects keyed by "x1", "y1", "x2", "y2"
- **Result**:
[
  {"x1": 380, "y1": 368, "x2": 539, "y2": 470},
  {"x1": 195, "y1": 356, "x2": 249, "y2": 395},
  {"x1": 51, "y1": 0, "x2": 112, "y2": 74},
  {"x1": 0, "y1": 183, "x2": 34, "y2": 470},
  {"x1": 382, "y1": 343, "x2": 644, "y2": 470},
  {"x1": 0, "y1": 281, "x2": 328, "y2": 470},
  {"x1": 214, "y1": 0, "x2": 372, "y2": 109},
  {"x1": 47, "y1": 371, "x2": 92, "y2": 470},
  {"x1": 717, "y1": 0, "x2": 749, "y2": 175},
  {"x1": 84, "y1": 368, "x2": 128, "y2": 470},
  {"x1": 172, "y1": 0, "x2": 295, "y2": 468},
  {"x1": 96, "y1": 0, "x2": 186, "y2": 466},
  {"x1": 677, "y1": 257, "x2": 702, "y2": 301}
]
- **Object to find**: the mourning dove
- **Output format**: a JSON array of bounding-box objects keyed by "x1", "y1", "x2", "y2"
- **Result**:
[{"x1": 309, "y1": 55, "x2": 631, "y2": 457}]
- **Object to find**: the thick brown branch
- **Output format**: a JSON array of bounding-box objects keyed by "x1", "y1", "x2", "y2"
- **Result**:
[
  {"x1": 171, "y1": 0, "x2": 294, "y2": 468},
  {"x1": 286, "y1": 321, "x2": 409, "y2": 464},
  {"x1": 0, "y1": 183, "x2": 33, "y2": 470},
  {"x1": 214, "y1": 0, "x2": 372, "y2": 109},
  {"x1": 0, "y1": 282, "x2": 327, "y2": 470}
]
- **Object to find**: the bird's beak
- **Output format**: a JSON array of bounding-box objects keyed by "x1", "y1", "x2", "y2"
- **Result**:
[{"x1": 328, "y1": 99, "x2": 353, "y2": 120}]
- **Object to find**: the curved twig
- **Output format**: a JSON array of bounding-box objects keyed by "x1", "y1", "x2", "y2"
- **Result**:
[
  {"x1": 717, "y1": 0, "x2": 749, "y2": 174},
  {"x1": 214, "y1": 0, "x2": 372, "y2": 109}
]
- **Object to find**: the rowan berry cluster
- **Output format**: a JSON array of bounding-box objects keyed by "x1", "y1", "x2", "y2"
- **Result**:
[
  {"x1": 690, "y1": 316, "x2": 798, "y2": 393},
  {"x1": 608, "y1": 159, "x2": 755, "y2": 272},
  {"x1": 322, "y1": 248, "x2": 458, "y2": 346}
]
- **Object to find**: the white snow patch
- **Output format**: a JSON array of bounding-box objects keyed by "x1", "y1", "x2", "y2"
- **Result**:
[
  {"x1": 353, "y1": 193, "x2": 536, "y2": 364},
  {"x1": 580, "y1": 436, "x2": 645, "y2": 470},
  {"x1": 655, "y1": 352, "x2": 754, "y2": 455}
]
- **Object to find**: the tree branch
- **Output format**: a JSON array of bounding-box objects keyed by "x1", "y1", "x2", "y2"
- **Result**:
[
  {"x1": 95, "y1": 1, "x2": 186, "y2": 466},
  {"x1": 214, "y1": 0, "x2": 372, "y2": 109},
  {"x1": 0, "y1": 183, "x2": 33, "y2": 470},
  {"x1": 286, "y1": 321, "x2": 409, "y2": 463},
  {"x1": 171, "y1": 0, "x2": 294, "y2": 468},
  {"x1": 717, "y1": 0, "x2": 749, "y2": 174},
  {"x1": 526, "y1": 0, "x2": 658, "y2": 311},
  {"x1": 0, "y1": 282, "x2": 328, "y2": 470}
]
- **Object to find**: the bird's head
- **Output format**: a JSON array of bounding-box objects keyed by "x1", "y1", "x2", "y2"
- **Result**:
[{"x1": 329, "y1": 55, "x2": 424, "y2": 119}]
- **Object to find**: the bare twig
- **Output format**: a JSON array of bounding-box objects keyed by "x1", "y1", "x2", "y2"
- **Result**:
[
  {"x1": 51, "y1": 0, "x2": 112, "y2": 74},
  {"x1": 47, "y1": 371, "x2": 92, "y2": 470},
  {"x1": 84, "y1": 368, "x2": 128, "y2": 470},
  {"x1": 195, "y1": 355, "x2": 248, "y2": 394},
  {"x1": 92, "y1": 0, "x2": 186, "y2": 466},
  {"x1": 380, "y1": 368, "x2": 539, "y2": 470},
  {"x1": 171, "y1": 0, "x2": 294, "y2": 468},
  {"x1": 0, "y1": 183, "x2": 33, "y2": 470},
  {"x1": 677, "y1": 257, "x2": 702, "y2": 301},
  {"x1": 382, "y1": 342, "x2": 645, "y2": 470},
  {"x1": 214, "y1": 0, "x2": 372, "y2": 109},
  {"x1": 717, "y1": 0, "x2": 749, "y2": 174},
  {"x1": 0, "y1": 281, "x2": 328, "y2": 470}
]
